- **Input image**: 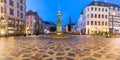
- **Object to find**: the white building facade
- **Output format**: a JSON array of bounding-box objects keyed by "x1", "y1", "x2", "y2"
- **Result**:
[{"x1": 76, "y1": 1, "x2": 120, "y2": 34}]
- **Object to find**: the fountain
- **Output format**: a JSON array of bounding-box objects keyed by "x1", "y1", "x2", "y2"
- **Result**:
[{"x1": 50, "y1": 10, "x2": 70, "y2": 39}]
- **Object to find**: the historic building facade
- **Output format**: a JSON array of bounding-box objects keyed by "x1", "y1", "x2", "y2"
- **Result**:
[
  {"x1": 42, "y1": 21, "x2": 56, "y2": 33},
  {"x1": 0, "y1": 0, "x2": 26, "y2": 36},
  {"x1": 76, "y1": 1, "x2": 120, "y2": 34},
  {"x1": 25, "y1": 10, "x2": 43, "y2": 35}
]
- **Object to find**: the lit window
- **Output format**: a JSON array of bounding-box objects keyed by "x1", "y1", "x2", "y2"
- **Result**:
[
  {"x1": 105, "y1": 22, "x2": 107, "y2": 26},
  {"x1": 105, "y1": 15, "x2": 107, "y2": 19},
  {"x1": 98, "y1": 21, "x2": 100, "y2": 25},
  {"x1": 102, "y1": 21, "x2": 104, "y2": 25}
]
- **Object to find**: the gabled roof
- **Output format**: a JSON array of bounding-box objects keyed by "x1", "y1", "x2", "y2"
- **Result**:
[{"x1": 26, "y1": 10, "x2": 34, "y2": 16}]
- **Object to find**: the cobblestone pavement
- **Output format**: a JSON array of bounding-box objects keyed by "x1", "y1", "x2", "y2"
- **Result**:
[{"x1": 0, "y1": 35, "x2": 120, "y2": 60}]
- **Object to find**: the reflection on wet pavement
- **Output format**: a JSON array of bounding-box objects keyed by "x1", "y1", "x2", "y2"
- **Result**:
[{"x1": 0, "y1": 35, "x2": 120, "y2": 60}]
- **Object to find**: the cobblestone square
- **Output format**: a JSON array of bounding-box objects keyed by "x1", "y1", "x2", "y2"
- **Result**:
[{"x1": 0, "y1": 35, "x2": 120, "y2": 60}]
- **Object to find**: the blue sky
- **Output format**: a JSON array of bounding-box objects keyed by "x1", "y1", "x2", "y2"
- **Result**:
[{"x1": 26, "y1": 0, "x2": 120, "y2": 26}]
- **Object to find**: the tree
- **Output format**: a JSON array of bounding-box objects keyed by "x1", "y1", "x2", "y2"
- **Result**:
[
  {"x1": 50, "y1": 27, "x2": 56, "y2": 32},
  {"x1": 68, "y1": 24, "x2": 71, "y2": 32}
]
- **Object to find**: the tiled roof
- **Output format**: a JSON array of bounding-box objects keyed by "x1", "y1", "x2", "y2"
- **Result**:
[
  {"x1": 88, "y1": 1, "x2": 120, "y2": 8},
  {"x1": 80, "y1": 1, "x2": 120, "y2": 14}
]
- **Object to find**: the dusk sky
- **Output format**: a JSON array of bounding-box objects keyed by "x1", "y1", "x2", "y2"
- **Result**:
[{"x1": 26, "y1": 0, "x2": 120, "y2": 26}]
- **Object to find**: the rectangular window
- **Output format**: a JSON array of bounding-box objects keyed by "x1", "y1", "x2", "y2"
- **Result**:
[
  {"x1": 91, "y1": 7, "x2": 93, "y2": 11},
  {"x1": 20, "y1": 0, "x2": 23, "y2": 4},
  {"x1": 1, "y1": 0, "x2": 3, "y2": 3},
  {"x1": 1, "y1": 7, "x2": 4, "y2": 13},
  {"x1": 17, "y1": 11, "x2": 19, "y2": 17},
  {"x1": 102, "y1": 8, "x2": 104, "y2": 12},
  {"x1": 99, "y1": 8, "x2": 101, "y2": 11},
  {"x1": 87, "y1": 21, "x2": 89, "y2": 25},
  {"x1": 87, "y1": 14, "x2": 89, "y2": 18},
  {"x1": 91, "y1": 14, "x2": 93, "y2": 18},
  {"x1": 98, "y1": 21, "x2": 100, "y2": 25},
  {"x1": 98, "y1": 14, "x2": 100, "y2": 18},
  {"x1": 9, "y1": 0, "x2": 14, "y2": 6},
  {"x1": 1, "y1": 0, "x2": 6, "y2": 3},
  {"x1": 20, "y1": 13, "x2": 23, "y2": 18},
  {"x1": 102, "y1": 15, "x2": 104, "y2": 18},
  {"x1": 10, "y1": 8, "x2": 14, "y2": 15},
  {"x1": 91, "y1": 21, "x2": 93, "y2": 25},
  {"x1": 105, "y1": 15, "x2": 107, "y2": 19},
  {"x1": 95, "y1": 21, "x2": 97, "y2": 25},
  {"x1": 17, "y1": 3, "x2": 19, "y2": 8},
  {"x1": 4, "y1": 7, "x2": 6, "y2": 13},
  {"x1": 95, "y1": 14, "x2": 97, "y2": 18},
  {"x1": 20, "y1": 5, "x2": 23, "y2": 11},
  {"x1": 105, "y1": 22, "x2": 107, "y2": 26},
  {"x1": 0, "y1": 6, "x2": 6, "y2": 13},
  {"x1": 102, "y1": 22, "x2": 104, "y2": 25},
  {"x1": 106, "y1": 9, "x2": 108, "y2": 12},
  {"x1": 4, "y1": 0, "x2": 6, "y2": 3},
  {"x1": 87, "y1": 8, "x2": 89, "y2": 12},
  {"x1": 95, "y1": 8, "x2": 97, "y2": 11}
]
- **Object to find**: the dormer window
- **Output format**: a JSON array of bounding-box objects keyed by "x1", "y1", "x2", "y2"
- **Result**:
[
  {"x1": 94, "y1": 3, "x2": 98, "y2": 6},
  {"x1": 110, "y1": 6, "x2": 113, "y2": 9},
  {"x1": 115, "y1": 7, "x2": 118, "y2": 10},
  {"x1": 101, "y1": 3, "x2": 104, "y2": 6}
]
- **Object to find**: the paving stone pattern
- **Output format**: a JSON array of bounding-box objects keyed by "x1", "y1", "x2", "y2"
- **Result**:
[{"x1": 0, "y1": 35, "x2": 120, "y2": 60}]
